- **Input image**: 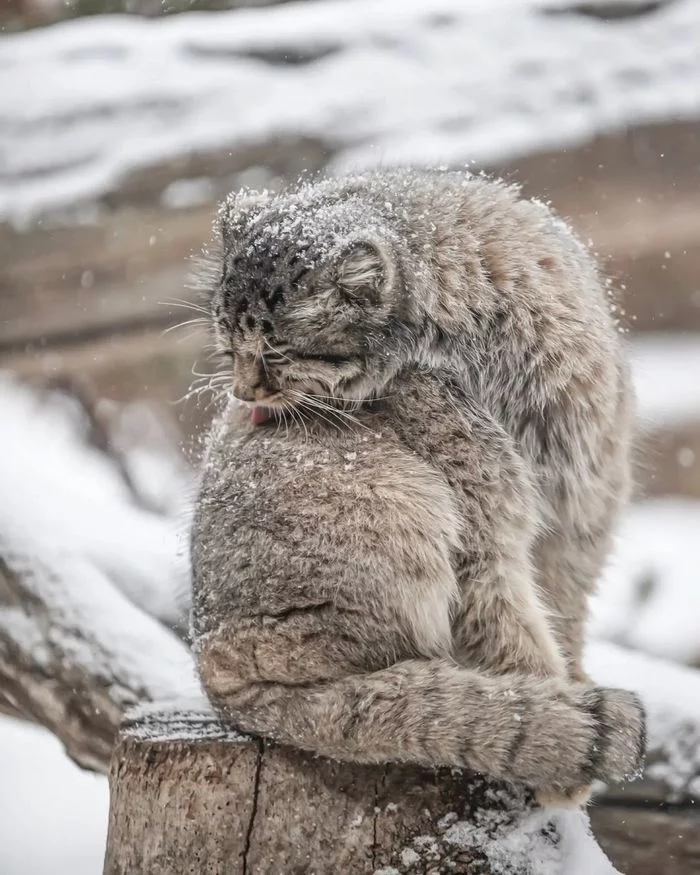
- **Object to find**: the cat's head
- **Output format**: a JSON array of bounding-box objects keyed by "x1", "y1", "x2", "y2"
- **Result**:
[{"x1": 210, "y1": 187, "x2": 417, "y2": 417}]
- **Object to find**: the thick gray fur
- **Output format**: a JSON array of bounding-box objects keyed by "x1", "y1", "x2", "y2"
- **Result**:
[{"x1": 191, "y1": 169, "x2": 645, "y2": 798}]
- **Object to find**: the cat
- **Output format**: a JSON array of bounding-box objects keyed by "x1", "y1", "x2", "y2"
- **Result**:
[{"x1": 190, "y1": 169, "x2": 645, "y2": 801}]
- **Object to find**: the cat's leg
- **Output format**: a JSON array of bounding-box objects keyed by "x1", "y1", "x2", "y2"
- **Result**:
[
  {"x1": 527, "y1": 356, "x2": 633, "y2": 685},
  {"x1": 391, "y1": 375, "x2": 598, "y2": 805},
  {"x1": 390, "y1": 375, "x2": 567, "y2": 681},
  {"x1": 532, "y1": 401, "x2": 631, "y2": 685},
  {"x1": 446, "y1": 474, "x2": 609, "y2": 807},
  {"x1": 197, "y1": 622, "x2": 645, "y2": 797},
  {"x1": 528, "y1": 508, "x2": 626, "y2": 806},
  {"x1": 451, "y1": 545, "x2": 567, "y2": 680},
  {"x1": 533, "y1": 511, "x2": 619, "y2": 684}
]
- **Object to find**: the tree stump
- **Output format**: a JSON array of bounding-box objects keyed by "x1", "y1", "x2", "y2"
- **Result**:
[{"x1": 103, "y1": 702, "x2": 618, "y2": 875}]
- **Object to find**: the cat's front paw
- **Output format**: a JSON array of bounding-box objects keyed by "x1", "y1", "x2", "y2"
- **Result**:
[{"x1": 581, "y1": 687, "x2": 647, "y2": 784}]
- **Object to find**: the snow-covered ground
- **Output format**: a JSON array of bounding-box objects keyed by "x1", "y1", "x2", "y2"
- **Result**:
[
  {"x1": 2, "y1": 0, "x2": 700, "y2": 222},
  {"x1": 0, "y1": 718, "x2": 109, "y2": 875}
]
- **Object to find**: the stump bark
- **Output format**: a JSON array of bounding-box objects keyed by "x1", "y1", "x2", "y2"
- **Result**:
[{"x1": 103, "y1": 703, "x2": 616, "y2": 875}]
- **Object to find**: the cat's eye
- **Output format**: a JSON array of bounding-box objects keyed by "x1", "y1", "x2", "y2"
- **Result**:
[
  {"x1": 262, "y1": 350, "x2": 289, "y2": 365},
  {"x1": 296, "y1": 352, "x2": 349, "y2": 366}
]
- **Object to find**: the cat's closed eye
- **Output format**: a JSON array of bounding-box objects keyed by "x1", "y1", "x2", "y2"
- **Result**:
[
  {"x1": 295, "y1": 352, "x2": 350, "y2": 366},
  {"x1": 261, "y1": 350, "x2": 290, "y2": 366}
]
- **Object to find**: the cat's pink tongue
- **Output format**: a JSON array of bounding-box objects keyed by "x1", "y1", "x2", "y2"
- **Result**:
[{"x1": 251, "y1": 406, "x2": 273, "y2": 426}]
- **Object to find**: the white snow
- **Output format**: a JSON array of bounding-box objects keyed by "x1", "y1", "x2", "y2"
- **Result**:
[
  {"x1": 0, "y1": 376, "x2": 200, "y2": 719},
  {"x1": 580, "y1": 335, "x2": 700, "y2": 668},
  {"x1": 588, "y1": 640, "x2": 700, "y2": 727},
  {"x1": 124, "y1": 696, "x2": 251, "y2": 743},
  {"x1": 587, "y1": 640, "x2": 700, "y2": 798},
  {"x1": 0, "y1": 717, "x2": 109, "y2": 875},
  {"x1": 2, "y1": 0, "x2": 700, "y2": 222},
  {"x1": 630, "y1": 335, "x2": 700, "y2": 429},
  {"x1": 384, "y1": 791, "x2": 619, "y2": 874},
  {"x1": 591, "y1": 499, "x2": 700, "y2": 665},
  {"x1": 553, "y1": 809, "x2": 619, "y2": 875},
  {"x1": 1, "y1": 545, "x2": 199, "y2": 705},
  {"x1": 0, "y1": 377, "x2": 191, "y2": 626}
]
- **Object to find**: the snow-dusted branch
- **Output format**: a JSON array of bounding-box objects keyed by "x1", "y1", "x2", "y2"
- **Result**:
[
  {"x1": 0, "y1": 547, "x2": 198, "y2": 772},
  {"x1": 0, "y1": 376, "x2": 198, "y2": 771}
]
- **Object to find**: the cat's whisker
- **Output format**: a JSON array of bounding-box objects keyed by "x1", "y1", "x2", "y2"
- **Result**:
[
  {"x1": 292, "y1": 393, "x2": 345, "y2": 433},
  {"x1": 161, "y1": 297, "x2": 211, "y2": 317},
  {"x1": 283, "y1": 399, "x2": 308, "y2": 444},
  {"x1": 293, "y1": 394, "x2": 356, "y2": 434},
  {"x1": 161, "y1": 317, "x2": 209, "y2": 337},
  {"x1": 309, "y1": 392, "x2": 395, "y2": 403},
  {"x1": 298, "y1": 394, "x2": 368, "y2": 431},
  {"x1": 190, "y1": 362, "x2": 226, "y2": 380}
]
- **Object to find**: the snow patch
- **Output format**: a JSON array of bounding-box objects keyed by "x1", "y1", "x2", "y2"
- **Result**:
[
  {"x1": 382, "y1": 790, "x2": 618, "y2": 874},
  {"x1": 0, "y1": 376, "x2": 190, "y2": 626},
  {"x1": 0, "y1": 717, "x2": 108, "y2": 875},
  {"x1": 630, "y1": 335, "x2": 700, "y2": 429},
  {"x1": 591, "y1": 499, "x2": 700, "y2": 665},
  {"x1": 587, "y1": 640, "x2": 700, "y2": 798}
]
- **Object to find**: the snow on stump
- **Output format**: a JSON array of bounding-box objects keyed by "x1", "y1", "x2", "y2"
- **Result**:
[{"x1": 104, "y1": 702, "x2": 618, "y2": 875}]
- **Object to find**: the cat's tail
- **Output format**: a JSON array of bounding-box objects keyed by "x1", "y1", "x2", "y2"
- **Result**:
[{"x1": 198, "y1": 644, "x2": 645, "y2": 794}]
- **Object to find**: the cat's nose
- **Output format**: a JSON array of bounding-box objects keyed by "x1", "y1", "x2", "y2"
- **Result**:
[
  {"x1": 232, "y1": 382, "x2": 273, "y2": 403},
  {"x1": 231, "y1": 382, "x2": 256, "y2": 403},
  {"x1": 232, "y1": 357, "x2": 276, "y2": 403}
]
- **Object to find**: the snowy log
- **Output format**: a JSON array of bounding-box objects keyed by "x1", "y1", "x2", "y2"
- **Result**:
[{"x1": 104, "y1": 702, "x2": 618, "y2": 875}]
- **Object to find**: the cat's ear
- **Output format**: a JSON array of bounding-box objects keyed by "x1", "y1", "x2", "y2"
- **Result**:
[
  {"x1": 216, "y1": 188, "x2": 272, "y2": 240},
  {"x1": 334, "y1": 240, "x2": 393, "y2": 306}
]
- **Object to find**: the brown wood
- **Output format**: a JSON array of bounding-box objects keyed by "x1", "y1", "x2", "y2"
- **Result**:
[
  {"x1": 105, "y1": 705, "x2": 700, "y2": 875},
  {"x1": 104, "y1": 707, "x2": 584, "y2": 875}
]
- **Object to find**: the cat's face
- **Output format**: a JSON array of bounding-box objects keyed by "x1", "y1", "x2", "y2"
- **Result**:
[{"x1": 211, "y1": 198, "x2": 408, "y2": 418}]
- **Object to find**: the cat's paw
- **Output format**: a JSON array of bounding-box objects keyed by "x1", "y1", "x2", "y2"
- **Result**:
[
  {"x1": 536, "y1": 784, "x2": 592, "y2": 810},
  {"x1": 581, "y1": 687, "x2": 647, "y2": 783}
]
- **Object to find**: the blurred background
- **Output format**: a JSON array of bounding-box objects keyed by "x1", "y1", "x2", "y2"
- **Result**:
[{"x1": 1, "y1": 0, "x2": 700, "y2": 873}]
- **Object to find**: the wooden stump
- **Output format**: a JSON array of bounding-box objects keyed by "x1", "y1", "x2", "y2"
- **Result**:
[{"x1": 103, "y1": 702, "x2": 618, "y2": 875}]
